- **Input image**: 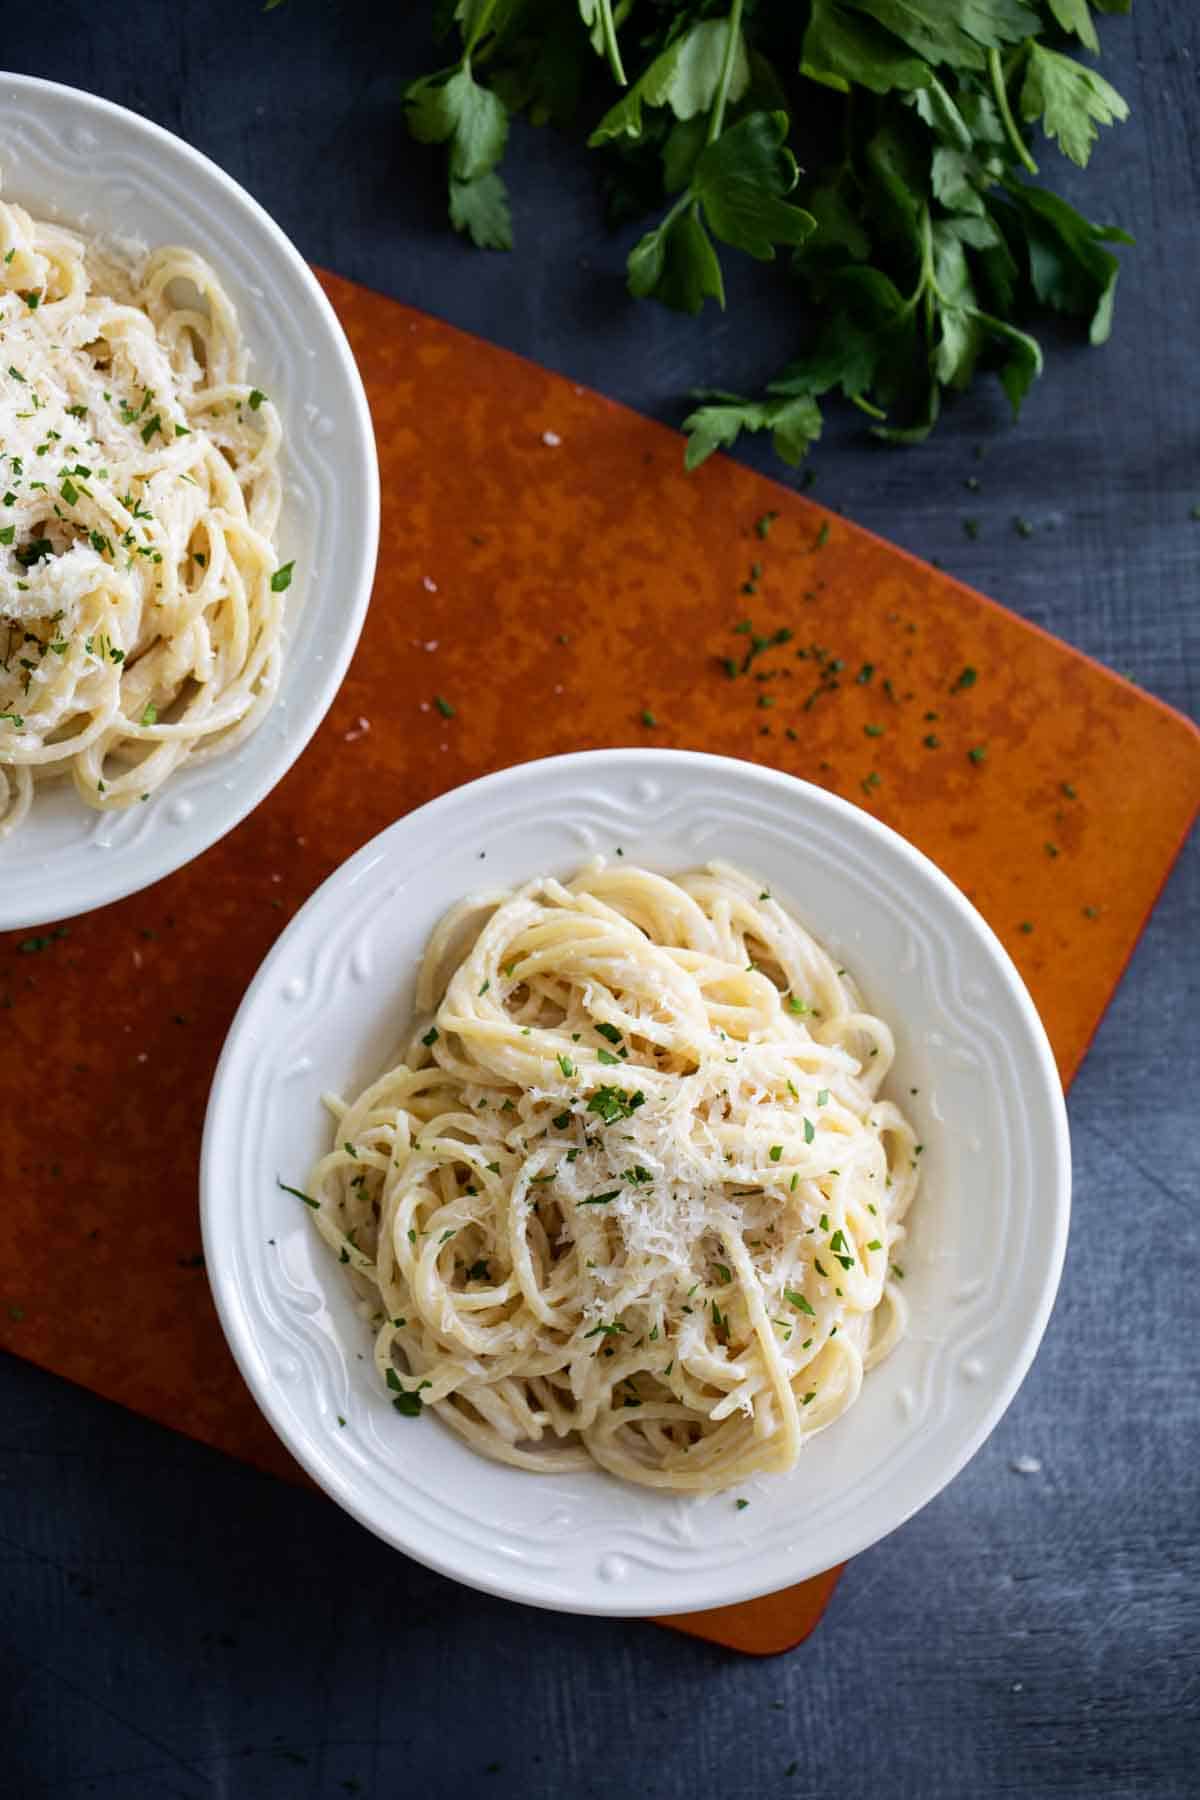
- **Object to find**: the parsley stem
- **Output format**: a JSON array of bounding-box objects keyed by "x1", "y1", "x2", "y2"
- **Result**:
[
  {"x1": 988, "y1": 48, "x2": 1038, "y2": 178},
  {"x1": 462, "y1": 0, "x2": 503, "y2": 60},
  {"x1": 906, "y1": 204, "x2": 934, "y2": 317},
  {"x1": 706, "y1": 0, "x2": 746, "y2": 148},
  {"x1": 594, "y1": 0, "x2": 628, "y2": 87}
]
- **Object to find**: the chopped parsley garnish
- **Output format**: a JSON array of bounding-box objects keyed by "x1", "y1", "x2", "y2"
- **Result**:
[
  {"x1": 249, "y1": 388, "x2": 267, "y2": 410},
  {"x1": 578, "y1": 1189, "x2": 621, "y2": 1206},
  {"x1": 270, "y1": 560, "x2": 295, "y2": 593},
  {"x1": 784, "y1": 1289, "x2": 815, "y2": 1316},
  {"x1": 803, "y1": 1117, "x2": 815, "y2": 1145},
  {"x1": 586, "y1": 1085, "x2": 645, "y2": 1125},
  {"x1": 277, "y1": 1178, "x2": 318, "y2": 1209},
  {"x1": 421, "y1": 1026, "x2": 439, "y2": 1047},
  {"x1": 15, "y1": 537, "x2": 53, "y2": 567},
  {"x1": 595, "y1": 1022, "x2": 622, "y2": 1045},
  {"x1": 769, "y1": 1145, "x2": 782, "y2": 1162},
  {"x1": 386, "y1": 1367, "x2": 429, "y2": 1417}
]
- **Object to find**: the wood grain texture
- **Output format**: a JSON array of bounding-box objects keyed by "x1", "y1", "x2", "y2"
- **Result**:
[{"x1": 2, "y1": 3, "x2": 1198, "y2": 1795}]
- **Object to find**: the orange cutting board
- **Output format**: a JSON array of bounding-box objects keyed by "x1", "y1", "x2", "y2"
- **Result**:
[{"x1": 7, "y1": 271, "x2": 1199, "y2": 1657}]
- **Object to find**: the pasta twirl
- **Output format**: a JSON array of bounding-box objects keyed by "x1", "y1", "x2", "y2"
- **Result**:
[{"x1": 308, "y1": 862, "x2": 919, "y2": 1494}]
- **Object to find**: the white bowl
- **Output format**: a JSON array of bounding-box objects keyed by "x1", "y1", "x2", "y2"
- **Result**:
[
  {"x1": 0, "y1": 74, "x2": 379, "y2": 928},
  {"x1": 201, "y1": 750, "x2": 1071, "y2": 1616}
]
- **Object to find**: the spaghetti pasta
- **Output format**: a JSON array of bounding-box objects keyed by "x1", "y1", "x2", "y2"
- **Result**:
[
  {"x1": 0, "y1": 192, "x2": 285, "y2": 836},
  {"x1": 309, "y1": 862, "x2": 919, "y2": 1493}
]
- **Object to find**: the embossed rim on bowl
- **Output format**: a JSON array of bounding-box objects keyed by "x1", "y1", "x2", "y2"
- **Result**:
[
  {"x1": 201, "y1": 749, "x2": 1071, "y2": 1616},
  {"x1": 0, "y1": 73, "x2": 380, "y2": 928}
]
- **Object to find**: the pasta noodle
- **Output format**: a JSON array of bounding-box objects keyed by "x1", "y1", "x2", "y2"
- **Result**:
[
  {"x1": 0, "y1": 191, "x2": 286, "y2": 837},
  {"x1": 308, "y1": 862, "x2": 919, "y2": 1493}
]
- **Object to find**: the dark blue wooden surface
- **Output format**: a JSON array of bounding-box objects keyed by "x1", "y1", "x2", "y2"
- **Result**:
[{"x1": 3, "y1": 7, "x2": 1197, "y2": 1796}]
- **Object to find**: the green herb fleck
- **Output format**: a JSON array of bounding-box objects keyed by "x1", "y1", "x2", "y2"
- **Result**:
[{"x1": 278, "y1": 1179, "x2": 318, "y2": 1209}]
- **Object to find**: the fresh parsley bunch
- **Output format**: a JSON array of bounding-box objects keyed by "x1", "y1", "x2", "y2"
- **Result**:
[{"x1": 401, "y1": 1, "x2": 1133, "y2": 467}]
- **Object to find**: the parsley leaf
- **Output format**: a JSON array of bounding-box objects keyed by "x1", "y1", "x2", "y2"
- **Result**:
[
  {"x1": 1020, "y1": 43, "x2": 1129, "y2": 169},
  {"x1": 448, "y1": 170, "x2": 512, "y2": 250},
  {"x1": 590, "y1": 17, "x2": 749, "y2": 146},
  {"x1": 629, "y1": 112, "x2": 815, "y2": 318},
  {"x1": 405, "y1": 61, "x2": 513, "y2": 250},
  {"x1": 848, "y1": 1, "x2": 1039, "y2": 70}
]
